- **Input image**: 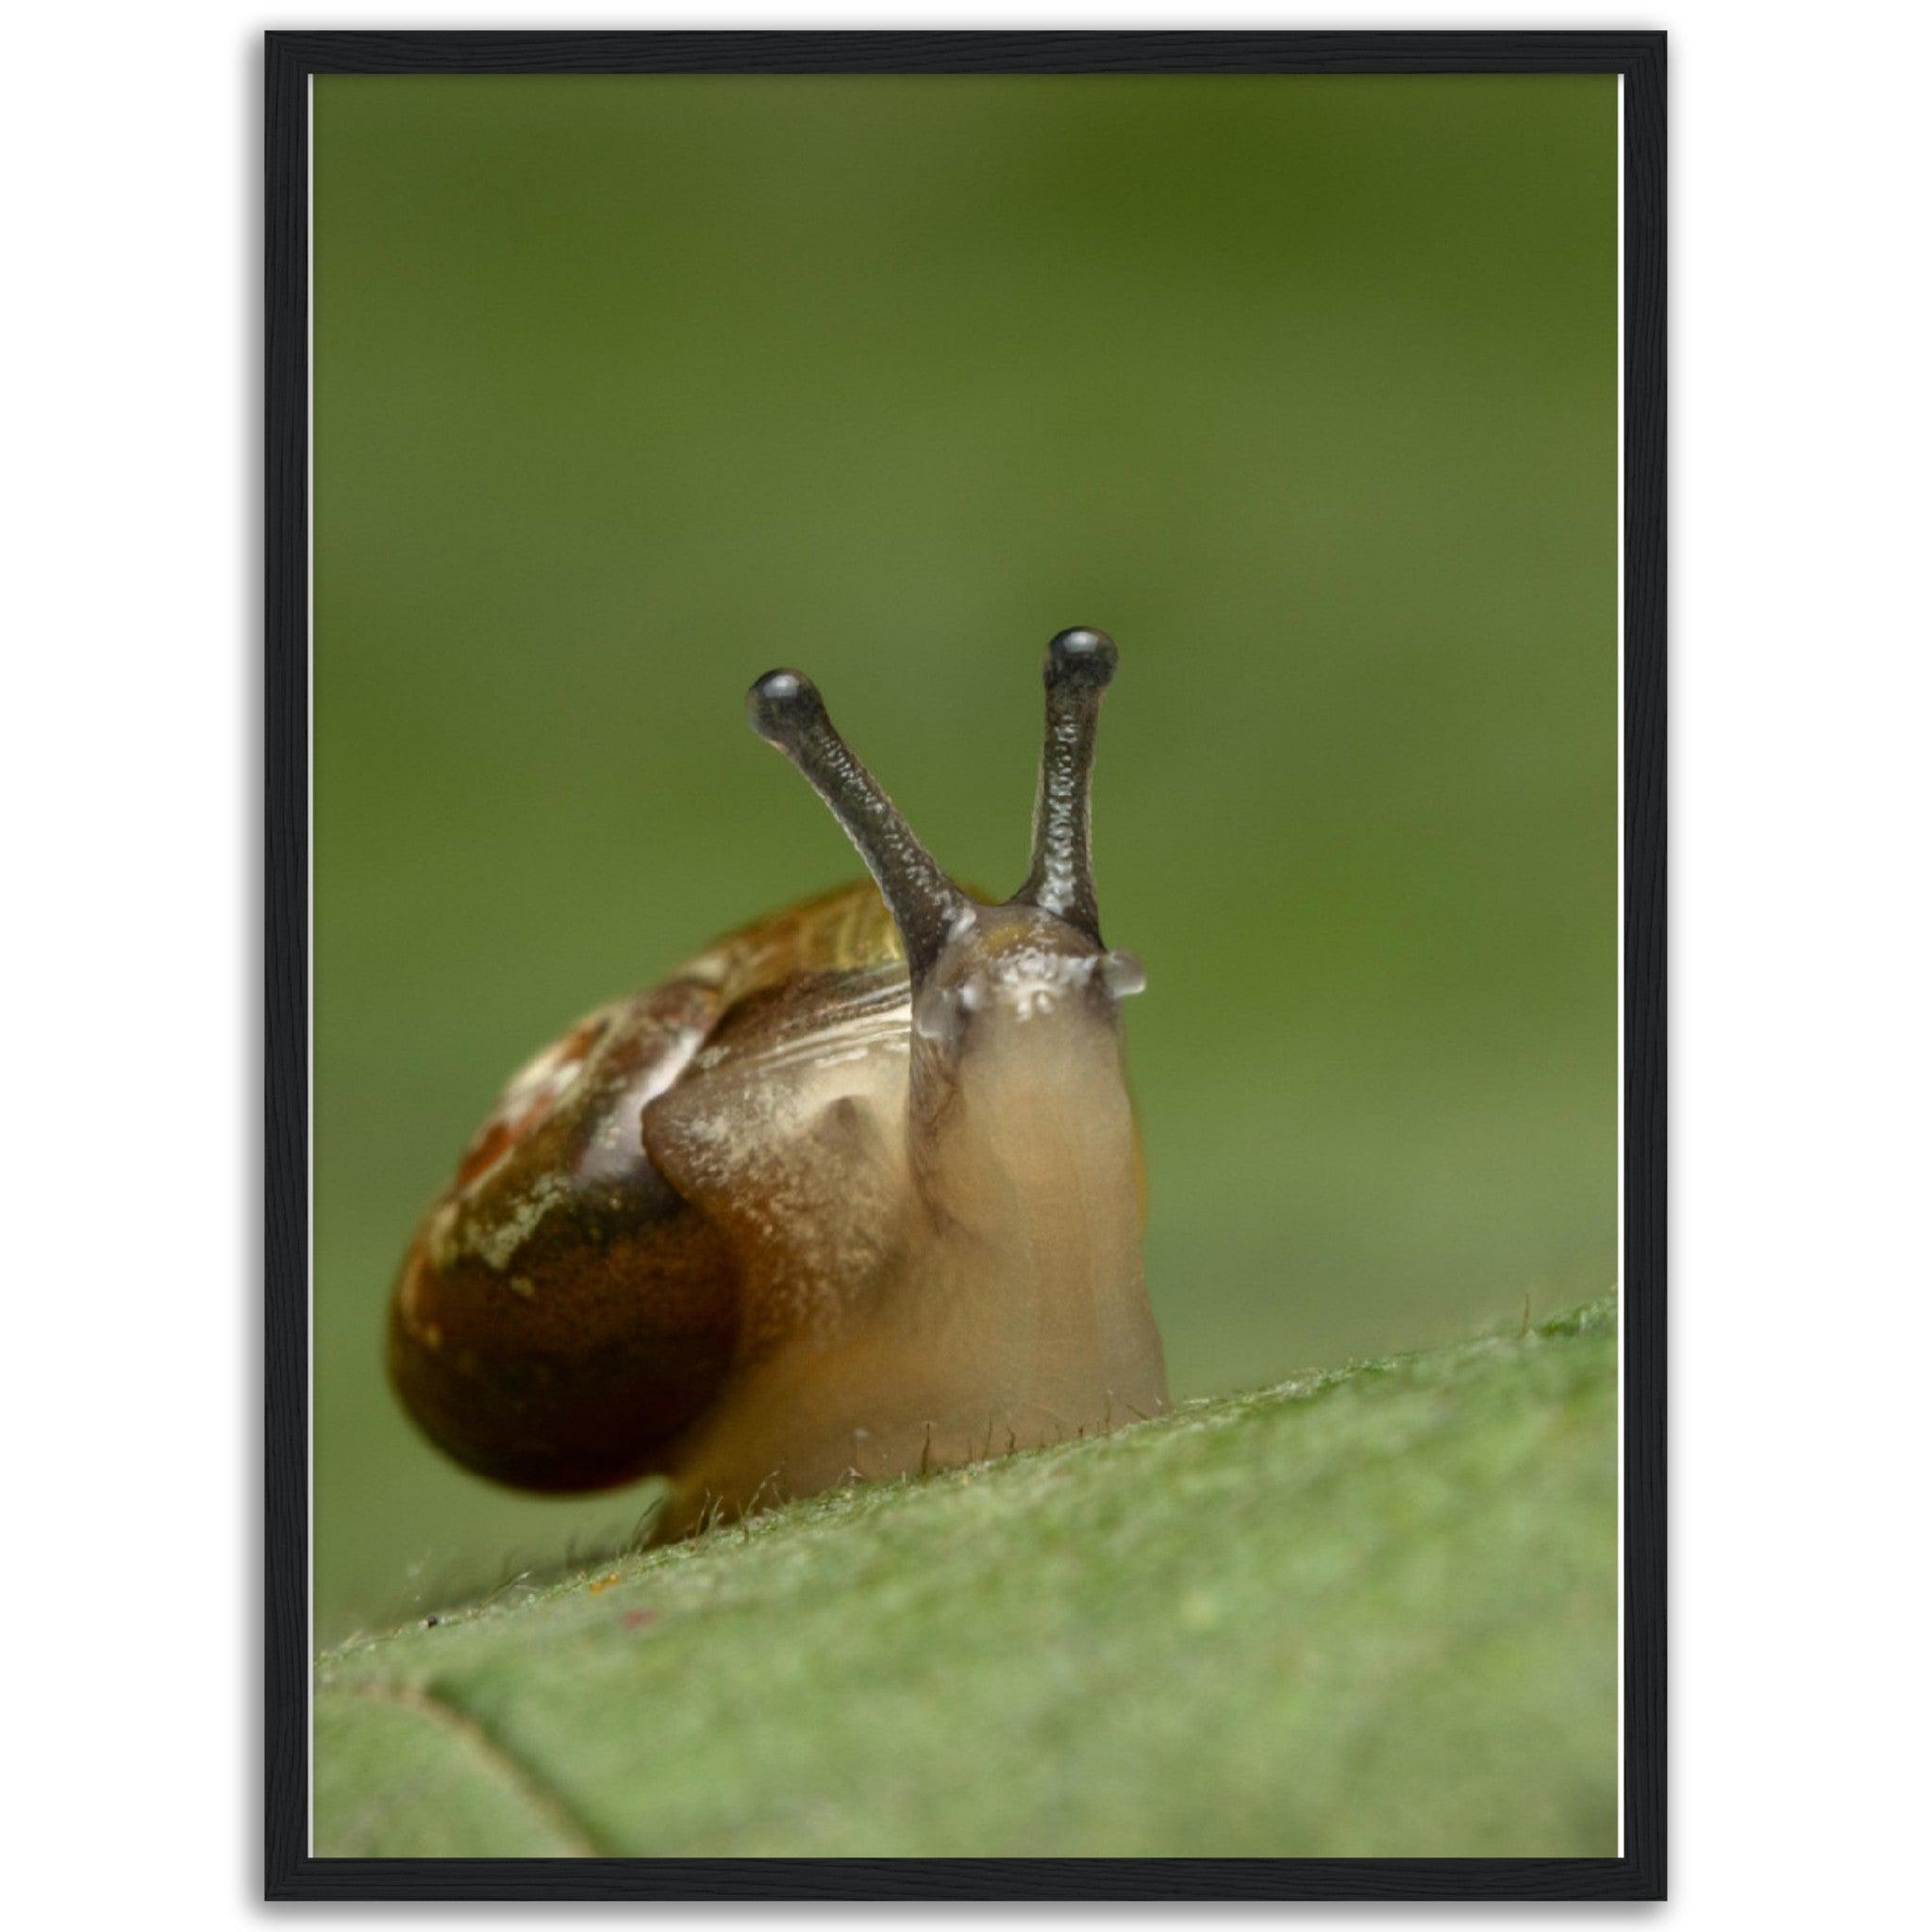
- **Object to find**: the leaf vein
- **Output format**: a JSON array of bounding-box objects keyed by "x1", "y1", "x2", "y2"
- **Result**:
[{"x1": 332, "y1": 1678, "x2": 605, "y2": 1857}]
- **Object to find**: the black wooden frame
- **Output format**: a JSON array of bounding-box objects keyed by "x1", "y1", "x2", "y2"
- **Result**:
[{"x1": 267, "y1": 28, "x2": 1664, "y2": 1901}]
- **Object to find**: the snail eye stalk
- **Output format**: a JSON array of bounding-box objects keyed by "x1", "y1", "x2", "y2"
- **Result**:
[
  {"x1": 748, "y1": 668, "x2": 963, "y2": 982},
  {"x1": 1010, "y1": 627, "x2": 1116, "y2": 946}
]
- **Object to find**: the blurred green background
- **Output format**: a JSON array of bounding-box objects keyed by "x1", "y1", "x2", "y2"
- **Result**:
[{"x1": 314, "y1": 72, "x2": 1617, "y2": 1641}]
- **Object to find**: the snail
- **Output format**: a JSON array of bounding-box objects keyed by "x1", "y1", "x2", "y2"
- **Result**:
[{"x1": 388, "y1": 627, "x2": 1169, "y2": 1539}]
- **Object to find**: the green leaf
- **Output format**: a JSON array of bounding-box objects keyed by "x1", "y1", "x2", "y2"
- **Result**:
[{"x1": 316, "y1": 1297, "x2": 1618, "y2": 1857}]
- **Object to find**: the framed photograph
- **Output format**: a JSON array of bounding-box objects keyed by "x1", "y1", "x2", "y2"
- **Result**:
[{"x1": 267, "y1": 28, "x2": 1663, "y2": 1900}]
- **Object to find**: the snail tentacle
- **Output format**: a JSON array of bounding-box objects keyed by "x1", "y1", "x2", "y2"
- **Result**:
[
  {"x1": 1010, "y1": 626, "x2": 1116, "y2": 944},
  {"x1": 748, "y1": 668, "x2": 963, "y2": 982}
]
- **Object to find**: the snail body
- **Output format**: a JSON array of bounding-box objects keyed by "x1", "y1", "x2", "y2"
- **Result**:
[{"x1": 388, "y1": 629, "x2": 1168, "y2": 1538}]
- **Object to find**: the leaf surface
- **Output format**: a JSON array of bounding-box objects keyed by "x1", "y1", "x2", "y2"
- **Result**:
[{"x1": 316, "y1": 1298, "x2": 1618, "y2": 1857}]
